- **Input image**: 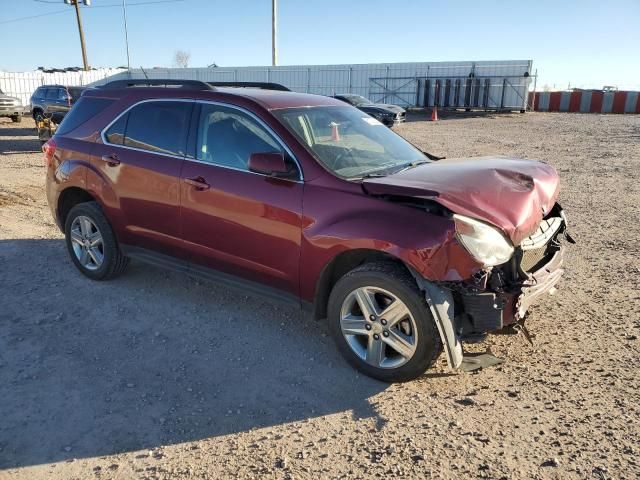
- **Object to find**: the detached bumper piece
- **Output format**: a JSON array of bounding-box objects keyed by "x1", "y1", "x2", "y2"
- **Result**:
[{"x1": 516, "y1": 247, "x2": 564, "y2": 319}]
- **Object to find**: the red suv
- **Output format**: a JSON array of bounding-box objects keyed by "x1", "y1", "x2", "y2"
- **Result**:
[{"x1": 44, "y1": 79, "x2": 570, "y2": 382}]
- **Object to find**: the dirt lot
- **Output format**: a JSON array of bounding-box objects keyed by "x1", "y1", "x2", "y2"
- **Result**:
[{"x1": 1, "y1": 112, "x2": 638, "y2": 480}]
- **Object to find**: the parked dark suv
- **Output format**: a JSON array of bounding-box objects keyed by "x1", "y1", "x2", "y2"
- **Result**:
[
  {"x1": 30, "y1": 84, "x2": 87, "y2": 123},
  {"x1": 44, "y1": 79, "x2": 570, "y2": 382}
]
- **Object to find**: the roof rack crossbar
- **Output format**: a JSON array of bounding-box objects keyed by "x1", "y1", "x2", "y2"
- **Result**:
[
  {"x1": 207, "y1": 81, "x2": 290, "y2": 92},
  {"x1": 101, "y1": 79, "x2": 214, "y2": 90}
]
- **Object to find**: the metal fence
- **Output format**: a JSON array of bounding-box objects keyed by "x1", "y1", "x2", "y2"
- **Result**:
[
  {"x1": 103, "y1": 60, "x2": 533, "y2": 111},
  {"x1": 1, "y1": 61, "x2": 533, "y2": 112},
  {"x1": 0, "y1": 68, "x2": 126, "y2": 106}
]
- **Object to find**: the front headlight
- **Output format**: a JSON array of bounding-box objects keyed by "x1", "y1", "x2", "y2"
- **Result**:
[{"x1": 453, "y1": 214, "x2": 514, "y2": 266}]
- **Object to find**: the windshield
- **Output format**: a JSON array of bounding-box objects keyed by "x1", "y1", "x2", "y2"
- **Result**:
[
  {"x1": 274, "y1": 106, "x2": 427, "y2": 179},
  {"x1": 343, "y1": 95, "x2": 371, "y2": 106}
]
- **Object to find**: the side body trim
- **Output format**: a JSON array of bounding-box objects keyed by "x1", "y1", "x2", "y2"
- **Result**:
[{"x1": 121, "y1": 245, "x2": 301, "y2": 308}]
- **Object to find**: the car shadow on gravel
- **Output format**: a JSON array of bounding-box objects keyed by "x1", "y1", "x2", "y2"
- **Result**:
[
  {"x1": 0, "y1": 125, "x2": 37, "y2": 137},
  {"x1": 0, "y1": 239, "x2": 389, "y2": 469}
]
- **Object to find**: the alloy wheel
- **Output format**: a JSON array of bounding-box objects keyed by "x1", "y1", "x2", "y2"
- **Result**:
[
  {"x1": 340, "y1": 286, "x2": 418, "y2": 369},
  {"x1": 70, "y1": 216, "x2": 104, "y2": 271}
]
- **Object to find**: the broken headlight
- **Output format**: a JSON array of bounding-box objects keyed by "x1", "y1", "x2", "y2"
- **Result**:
[{"x1": 453, "y1": 214, "x2": 514, "y2": 267}]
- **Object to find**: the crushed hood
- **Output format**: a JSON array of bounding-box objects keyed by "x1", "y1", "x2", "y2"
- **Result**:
[{"x1": 362, "y1": 156, "x2": 560, "y2": 245}]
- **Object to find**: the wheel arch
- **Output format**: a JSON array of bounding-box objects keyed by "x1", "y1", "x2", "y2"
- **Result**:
[
  {"x1": 57, "y1": 187, "x2": 97, "y2": 230},
  {"x1": 311, "y1": 248, "x2": 413, "y2": 320}
]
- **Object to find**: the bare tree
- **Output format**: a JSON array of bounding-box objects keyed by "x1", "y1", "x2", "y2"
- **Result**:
[{"x1": 173, "y1": 50, "x2": 191, "y2": 68}]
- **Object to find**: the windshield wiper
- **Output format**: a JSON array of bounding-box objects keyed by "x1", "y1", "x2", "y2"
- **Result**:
[
  {"x1": 347, "y1": 171, "x2": 388, "y2": 181},
  {"x1": 361, "y1": 172, "x2": 387, "y2": 178},
  {"x1": 392, "y1": 159, "x2": 431, "y2": 174}
]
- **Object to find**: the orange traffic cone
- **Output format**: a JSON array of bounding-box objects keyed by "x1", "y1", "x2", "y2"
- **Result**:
[
  {"x1": 330, "y1": 122, "x2": 340, "y2": 141},
  {"x1": 431, "y1": 105, "x2": 438, "y2": 121}
]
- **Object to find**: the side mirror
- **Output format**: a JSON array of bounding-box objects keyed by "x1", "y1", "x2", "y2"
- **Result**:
[{"x1": 248, "y1": 152, "x2": 293, "y2": 178}]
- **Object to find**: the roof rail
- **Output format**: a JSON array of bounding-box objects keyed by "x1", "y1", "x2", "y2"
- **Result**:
[
  {"x1": 101, "y1": 79, "x2": 214, "y2": 90},
  {"x1": 207, "y1": 81, "x2": 290, "y2": 92}
]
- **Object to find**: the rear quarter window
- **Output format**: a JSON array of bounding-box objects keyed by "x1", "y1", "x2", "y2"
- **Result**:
[{"x1": 56, "y1": 97, "x2": 115, "y2": 136}]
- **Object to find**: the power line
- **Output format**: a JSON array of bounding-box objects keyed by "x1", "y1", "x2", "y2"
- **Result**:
[
  {"x1": 86, "y1": 0, "x2": 185, "y2": 8},
  {"x1": 0, "y1": 10, "x2": 70, "y2": 25},
  {"x1": 2, "y1": 0, "x2": 184, "y2": 25}
]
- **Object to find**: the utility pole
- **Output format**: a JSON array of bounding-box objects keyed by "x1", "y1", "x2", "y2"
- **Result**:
[
  {"x1": 64, "y1": 0, "x2": 90, "y2": 70},
  {"x1": 122, "y1": 0, "x2": 131, "y2": 71},
  {"x1": 271, "y1": 0, "x2": 277, "y2": 66}
]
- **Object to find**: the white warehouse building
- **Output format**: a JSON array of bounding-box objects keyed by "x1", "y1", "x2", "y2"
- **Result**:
[{"x1": 104, "y1": 60, "x2": 533, "y2": 111}]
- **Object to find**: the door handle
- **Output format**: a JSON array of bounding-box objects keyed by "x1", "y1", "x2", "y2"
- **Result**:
[
  {"x1": 184, "y1": 176, "x2": 210, "y2": 190},
  {"x1": 100, "y1": 154, "x2": 120, "y2": 166}
]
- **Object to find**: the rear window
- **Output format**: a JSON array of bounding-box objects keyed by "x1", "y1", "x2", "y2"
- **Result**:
[
  {"x1": 56, "y1": 97, "x2": 114, "y2": 135},
  {"x1": 67, "y1": 87, "x2": 86, "y2": 101}
]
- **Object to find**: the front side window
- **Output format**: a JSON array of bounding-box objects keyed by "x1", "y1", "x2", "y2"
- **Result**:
[
  {"x1": 116, "y1": 101, "x2": 193, "y2": 156},
  {"x1": 274, "y1": 105, "x2": 426, "y2": 179},
  {"x1": 196, "y1": 104, "x2": 283, "y2": 171}
]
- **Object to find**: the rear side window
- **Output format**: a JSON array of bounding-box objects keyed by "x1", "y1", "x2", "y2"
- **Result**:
[
  {"x1": 56, "y1": 97, "x2": 114, "y2": 135},
  {"x1": 119, "y1": 101, "x2": 192, "y2": 156},
  {"x1": 46, "y1": 88, "x2": 61, "y2": 100}
]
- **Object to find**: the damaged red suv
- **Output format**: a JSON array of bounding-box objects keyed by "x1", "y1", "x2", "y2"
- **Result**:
[{"x1": 44, "y1": 79, "x2": 571, "y2": 382}]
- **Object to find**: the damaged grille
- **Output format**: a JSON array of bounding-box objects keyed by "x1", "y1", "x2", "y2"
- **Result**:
[
  {"x1": 517, "y1": 216, "x2": 563, "y2": 274},
  {"x1": 520, "y1": 245, "x2": 551, "y2": 272}
]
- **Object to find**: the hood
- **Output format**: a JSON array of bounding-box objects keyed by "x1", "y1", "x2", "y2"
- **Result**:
[
  {"x1": 360, "y1": 104, "x2": 405, "y2": 114},
  {"x1": 377, "y1": 103, "x2": 405, "y2": 113},
  {"x1": 0, "y1": 94, "x2": 21, "y2": 104},
  {"x1": 362, "y1": 156, "x2": 560, "y2": 245}
]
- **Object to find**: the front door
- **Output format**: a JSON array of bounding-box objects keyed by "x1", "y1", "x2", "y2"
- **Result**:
[{"x1": 180, "y1": 102, "x2": 303, "y2": 296}]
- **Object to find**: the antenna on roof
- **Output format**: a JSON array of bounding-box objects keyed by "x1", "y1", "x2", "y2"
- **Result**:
[{"x1": 140, "y1": 66, "x2": 149, "y2": 80}]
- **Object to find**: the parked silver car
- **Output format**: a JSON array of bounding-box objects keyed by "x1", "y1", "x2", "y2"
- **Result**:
[{"x1": 0, "y1": 88, "x2": 24, "y2": 123}]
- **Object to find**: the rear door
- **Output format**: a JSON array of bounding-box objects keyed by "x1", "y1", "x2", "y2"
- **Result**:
[
  {"x1": 93, "y1": 99, "x2": 194, "y2": 257},
  {"x1": 45, "y1": 87, "x2": 67, "y2": 116},
  {"x1": 180, "y1": 102, "x2": 303, "y2": 295}
]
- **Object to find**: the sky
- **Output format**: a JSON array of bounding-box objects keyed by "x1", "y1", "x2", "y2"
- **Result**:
[{"x1": 1, "y1": 0, "x2": 639, "y2": 90}]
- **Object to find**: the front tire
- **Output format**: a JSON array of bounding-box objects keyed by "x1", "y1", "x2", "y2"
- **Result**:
[
  {"x1": 328, "y1": 262, "x2": 442, "y2": 382},
  {"x1": 11, "y1": 115, "x2": 22, "y2": 123},
  {"x1": 64, "y1": 201, "x2": 129, "y2": 280}
]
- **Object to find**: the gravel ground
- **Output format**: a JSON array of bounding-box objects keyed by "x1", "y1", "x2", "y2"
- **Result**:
[{"x1": 0, "y1": 112, "x2": 638, "y2": 480}]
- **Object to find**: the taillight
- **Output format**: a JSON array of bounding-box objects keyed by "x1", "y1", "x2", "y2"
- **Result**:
[{"x1": 42, "y1": 139, "x2": 57, "y2": 167}]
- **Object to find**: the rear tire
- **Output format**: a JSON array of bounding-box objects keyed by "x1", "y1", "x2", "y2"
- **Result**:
[
  {"x1": 11, "y1": 115, "x2": 21, "y2": 123},
  {"x1": 328, "y1": 261, "x2": 442, "y2": 382},
  {"x1": 64, "y1": 201, "x2": 129, "y2": 280}
]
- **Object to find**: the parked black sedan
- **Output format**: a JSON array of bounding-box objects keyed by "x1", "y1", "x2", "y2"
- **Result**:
[{"x1": 332, "y1": 94, "x2": 406, "y2": 126}]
